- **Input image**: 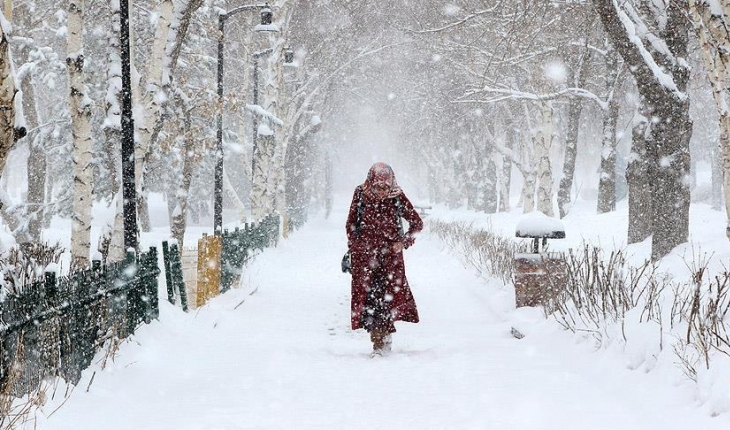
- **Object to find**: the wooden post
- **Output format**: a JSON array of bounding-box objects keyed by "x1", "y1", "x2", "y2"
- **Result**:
[{"x1": 197, "y1": 234, "x2": 222, "y2": 307}]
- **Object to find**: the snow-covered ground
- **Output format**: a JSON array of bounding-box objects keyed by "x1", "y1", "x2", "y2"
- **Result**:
[{"x1": 25, "y1": 195, "x2": 730, "y2": 429}]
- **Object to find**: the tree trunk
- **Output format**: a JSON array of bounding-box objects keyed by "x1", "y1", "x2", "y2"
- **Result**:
[
  {"x1": 522, "y1": 171, "x2": 536, "y2": 214},
  {"x1": 499, "y1": 126, "x2": 513, "y2": 212},
  {"x1": 627, "y1": 110, "x2": 652, "y2": 244},
  {"x1": 557, "y1": 96, "x2": 581, "y2": 218},
  {"x1": 106, "y1": 1, "x2": 124, "y2": 262},
  {"x1": 21, "y1": 59, "x2": 44, "y2": 242},
  {"x1": 557, "y1": 48, "x2": 589, "y2": 219},
  {"x1": 594, "y1": 0, "x2": 692, "y2": 260},
  {"x1": 711, "y1": 137, "x2": 722, "y2": 211},
  {"x1": 535, "y1": 102, "x2": 554, "y2": 217},
  {"x1": 67, "y1": 0, "x2": 93, "y2": 268},
  {"x1": 0, "y1": 26, "x2": 19, "y2": 178},
  {"x1": 484, "y1": 146, "x2": 498, "y2": 213},
  {"x1": 689, "y1": 1, "x2": 730, "y2": 234},
  {"x1": 597, "y1": 47, "x2": 621, "y2": 214},
  {"x1": 135, "y1": 0, "x2": 174, "y2": 233},
  {"x1": 597, "y1": 105, "x2": 620, "y2": 212},
  {"x1": 252, "y1": 132, "x2": 275, "y2": 220},
  {"x1": 647, "y1": 95, "x2": 692, "y2": 261},
  {"x1": 107, "y1": 192, "x2": 125, "y2": 263},
  {"x1": 171, "y1": 138, "x2": 195, "y2": 247},
  {"x1": 324, "y1": 152, "x2": 332, "y2": 218}
]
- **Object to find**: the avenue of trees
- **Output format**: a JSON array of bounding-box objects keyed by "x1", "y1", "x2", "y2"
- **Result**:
[{"x1": 0, "y1": 1, "x2": 728, "y2": 263}]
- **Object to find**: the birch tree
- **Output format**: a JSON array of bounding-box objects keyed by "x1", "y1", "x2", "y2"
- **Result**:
[
  {"x1": 0, "y1": 11, "x2": 21, "y2": 178},
  {"x1": 535, "y1": 101, "x2": 555, "y2": 216},
  {"x1": 67, "y1": 0, "x2": 93, "y2": 268},
  {"x1": 688, "y1": 0, "x2": 730, "y2": 239}
]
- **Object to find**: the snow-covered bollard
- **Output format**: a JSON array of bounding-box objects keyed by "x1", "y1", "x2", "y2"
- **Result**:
[{"x1": 513, "y1": 212, "x2": 567, "y2": 309}]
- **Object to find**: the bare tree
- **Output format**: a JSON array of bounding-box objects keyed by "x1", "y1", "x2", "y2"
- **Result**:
[{"x1": 67, "y1": 0, "x2": 93, "y2": 268}]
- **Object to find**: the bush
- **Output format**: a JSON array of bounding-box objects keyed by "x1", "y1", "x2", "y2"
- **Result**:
[{"x1": 0, "y1": 242, "x2": 65, "y2": 296}]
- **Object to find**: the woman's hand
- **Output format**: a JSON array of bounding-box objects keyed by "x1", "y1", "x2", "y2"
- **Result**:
[{"x1": 392, "y1": 241, "x2": 404, "y2": 253}]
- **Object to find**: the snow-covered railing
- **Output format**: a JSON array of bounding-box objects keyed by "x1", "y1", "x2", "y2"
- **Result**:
[
  {"x1": 0, "y1": 248, "x2": 160, "y2": 397},
  {"x1": 163, "y1": 215, "x2": 280, "y2": 310}
]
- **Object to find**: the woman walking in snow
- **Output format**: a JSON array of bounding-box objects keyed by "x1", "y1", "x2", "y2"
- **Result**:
[{"x1": 345, "y1": 162, "x2": 423, "y2": 356}]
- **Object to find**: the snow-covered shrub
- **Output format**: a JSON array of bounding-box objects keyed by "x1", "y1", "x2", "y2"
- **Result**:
[
  {"x1": 0, "y1": 242, "x2": 64, "y2": 295},
  {"x1": 428, "y1": 219, "x2": 528, "y2": 284},
  {"x1": 550, "y1": 244, "x2": 660, "y2": 342}
]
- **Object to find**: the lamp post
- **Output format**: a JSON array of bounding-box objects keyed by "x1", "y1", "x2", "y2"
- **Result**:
[
  {"x1": 215, "y1": 3, "x2": 277, "y2": 235},
  {"x1": 119, "y1": 0, "x2": 137, "y2": 251}
]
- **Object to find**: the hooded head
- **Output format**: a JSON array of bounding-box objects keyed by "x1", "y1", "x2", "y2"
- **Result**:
[{"x1": 363, "y1": 162, "x2": 402, "y2": 200}]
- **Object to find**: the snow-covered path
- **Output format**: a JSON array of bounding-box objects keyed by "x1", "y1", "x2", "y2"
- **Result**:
[{"x1": 37, "y1": 211, "x2": 726, "y2": 429}]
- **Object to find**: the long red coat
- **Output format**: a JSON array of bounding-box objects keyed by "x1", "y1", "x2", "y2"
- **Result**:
[{"x1": 346, "y1": 185, "x2": 423, "y2": 331}]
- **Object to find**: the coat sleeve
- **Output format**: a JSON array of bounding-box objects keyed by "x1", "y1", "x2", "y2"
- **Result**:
[
  {"x1": 398, "y1": 193, "x2": 423, "y2": 248},
  {"x1": 345, "y1": 187, "x2": 361, "y2": 248}
]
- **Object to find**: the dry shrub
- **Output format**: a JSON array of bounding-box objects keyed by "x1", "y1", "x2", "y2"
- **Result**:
[
  {"x1": 550, "y1": 244, "x2": 659, "y2": 340},
  {"x1": 0, "y1": 335, "x2": 48, "y2": 429},
  {"x1": 429, "y1": 219, "x2": 730, "y2": 381},
  {"x1": 670, "y1": 257, "x2": 730, "y2": 381},
  {"x1": 428, "y1": 219, "x2": 528, "y2": 284},
  {"x1": 0, "y1": 242, "x2": 64, "y2": 294}
]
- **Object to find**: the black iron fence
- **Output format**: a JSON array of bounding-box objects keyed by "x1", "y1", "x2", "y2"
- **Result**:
[
  {"x1": 0, "y1": 248, "x2": 160, "y2": 396},
  {"x1": 160, "y1": 214, "x2": 281, "y2": 309},
  {"x1": 221, "y1": 214, "x2": 279, "y2": 293}
]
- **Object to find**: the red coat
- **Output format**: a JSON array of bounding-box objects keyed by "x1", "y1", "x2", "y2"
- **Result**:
[{"x1": 346, "y1": 185, "x2": 423, "y2": 331}]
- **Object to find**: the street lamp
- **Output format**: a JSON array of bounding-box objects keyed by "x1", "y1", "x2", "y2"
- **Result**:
[{"x1": 215, "y1": 3, "x2": 278, "y2": 235}]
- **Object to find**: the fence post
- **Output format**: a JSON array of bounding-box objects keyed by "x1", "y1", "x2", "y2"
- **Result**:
[
  {"x1": 170, "y1": 243, "x2": 188, "y2": 312},
  {"x1": 145, "y1": 246, "x2": 160, "y2": 322},
  {"x1": 162, "y1": 241, "x2": 175, "y2": 304},
  {"x1": 221, "y1": 230, "x2": 232, "y2": 293}
]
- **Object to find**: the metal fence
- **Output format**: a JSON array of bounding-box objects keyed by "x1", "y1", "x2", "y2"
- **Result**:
[
  {"x1": 161, "y1": 215, "x2": 281, "y2": 310},
  {"x1": 0, "y1": 248, "x2": 160, "y2": 397},
  {"x1": 221, "y1": 214, "x2": 279, "y2": 293},
  {"x1": 220, "y1": 215, "x2": 279, "y2": 293}
]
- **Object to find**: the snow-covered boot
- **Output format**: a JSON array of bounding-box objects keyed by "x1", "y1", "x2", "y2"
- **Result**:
[
  {"x1": 382, "y1": 334, "x2": 392, "y2": 354},
  {"x1": 370, "y1": 330, "x2": 385, "y2": 353}
]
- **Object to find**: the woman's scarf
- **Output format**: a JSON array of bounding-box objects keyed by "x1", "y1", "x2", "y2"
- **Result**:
[{"x1": 362, "y1": 162, "x2": 403, "y2": 201}]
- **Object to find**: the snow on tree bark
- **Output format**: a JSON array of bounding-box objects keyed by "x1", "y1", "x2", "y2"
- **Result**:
[
  {"x1": 499, "y1": 126, "x2": 514, "y2": 213},
  {"x1": 135, "y1": 0, "x2": 174, "y2": 233},
  {"x1": 688, "y1": 0, "x2": 730, "y2": 238},
  {"x1": 67, "y1": 0, "x2": 93, "y2": 268},
  {"x1": 597, "y1": 47, "x2": 621, "y2": 214},
  {"x1": 252, "y1": 0, "x2": 291, "y2": 221},
  {"x1": 19, "y1": 50, "x2": 44, "y2": 243},
  {"x1": 627, "y1": 108, "x2": 652, "y2": 244},
  {"x1": 557, "y1": 48, "x2": 590, "y2": 219},
  {"x1": 105, "y1": 1, "x2": 125, "y2": 263},
  {"x1": 535, "y1": 102, "x2": 554, "y2": 217},
  {"x1": 0, "y1": 17, "x2": 19, "y2": 179},
  {"x1": 594, "y1": 0, "x2": 692, "y2": 261}
]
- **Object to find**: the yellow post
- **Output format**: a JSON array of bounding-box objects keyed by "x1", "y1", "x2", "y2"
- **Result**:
[
  {"x1": 4, "y1": 0, "x2": 11, "y2": 20},
  {"x1": 197, "y1": 234, "x2": 222, "y2": 307}
]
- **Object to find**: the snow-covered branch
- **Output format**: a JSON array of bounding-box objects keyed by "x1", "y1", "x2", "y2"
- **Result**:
[{"x1": 457, "y1": 86, "x2": 608, "y2": 110}]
